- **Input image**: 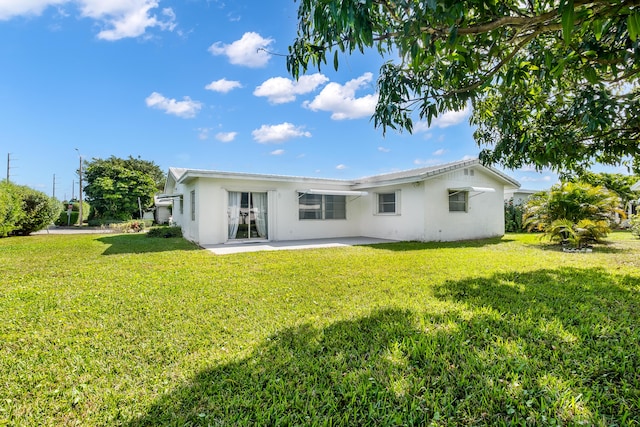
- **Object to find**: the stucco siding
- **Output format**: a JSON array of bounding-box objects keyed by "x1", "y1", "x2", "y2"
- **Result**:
[
  {"x1": 422, "y1": 167, "x2": 505, "y2": 241},
  {"x1": 356, "y1": 182, "x2": 427, "y2": 241},
  {"x1": 165, "y1": 160, "x2": 517, "y2": 246}
]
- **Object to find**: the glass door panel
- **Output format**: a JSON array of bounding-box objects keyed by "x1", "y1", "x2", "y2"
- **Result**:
[{"x1": 228, "y1": 192, "x2": 268, "y2": 240}]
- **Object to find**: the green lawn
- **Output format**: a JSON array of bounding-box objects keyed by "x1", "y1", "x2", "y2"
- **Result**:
[{"x1": 1, "y1": 232, "x2": 639, "y2": 426}]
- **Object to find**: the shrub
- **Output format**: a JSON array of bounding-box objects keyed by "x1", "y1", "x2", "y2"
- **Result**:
[
  {"x1": 55, "y1": 211, "x2": 79, "y2": 226},
  {"x1": 1, "y1": 183, "x2": 63, "y2": 236},
  {"x1": 108, "y1": 220, "x2": 146, "y2": 233},
  {"x1": 523, "y1": 182, "x2": 623, "y2": 247},
  {"x1": 0, "y1": 180, "x2": 24, "y2": 237},
  {"x1": 54, "y1": 201, "x2": 90, "y2": 226},
  {"x1": 504, "y1": 198, "x2": 524, "y2": 232},
  {"x1": 546, "y1": 218, "x2": 610, "y2": 248},
  {"x1": 631, "y1": 215, "x2": 640, "y2": 238},
  {"x1": 147, "y1": 226, "x2": 182, "y2": 238},
  {"x1": 14, "y1": 188, "x2": 62, "y2": 235}
]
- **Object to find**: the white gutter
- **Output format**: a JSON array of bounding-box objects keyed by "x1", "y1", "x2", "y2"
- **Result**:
[
  {"x1": 449, "y1": 186, "x2": 496, "y2": 193},
  {"x1": 298, "y1": 189, "x2": 369, "y2": 197}
]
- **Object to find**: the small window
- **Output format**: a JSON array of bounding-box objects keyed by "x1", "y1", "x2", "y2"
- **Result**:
[
  {"x1": 179, "y1": 196, "x2": 184, "y2": 214},
  {"x1": 298, "y1": 193, "x2": 346, "y2": 220},
  {"x1": 449, "y1": 190, "x2": 468, "y2": 212},
  {"x1": 190, "y1": 190, "x2": 196, "y2": 221},
  {"x1": 377, "y1": 192, "x2": 396, "y2": 214}
]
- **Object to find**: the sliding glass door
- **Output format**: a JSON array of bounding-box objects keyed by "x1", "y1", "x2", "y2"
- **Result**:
[{"x1": 228, "y1": 192, "x2": 268, "y2": 240}]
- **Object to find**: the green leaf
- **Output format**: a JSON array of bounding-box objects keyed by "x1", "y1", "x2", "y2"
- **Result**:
[
  {"x1": 562, "y1": 0, "x2": 575, "y2": 45},
  {"x1": 592, "y1": 19, "x2": 603, "y2": 41},
  {"x1": 584, "y1": 66, "x2": 598, "y2": 84},
  {"x1": 333, "y1": 50, "x2": 339, "y2": 71},
  {"x1": 448, "y1": 25, "x2": 458, "y2": 47},
  {"x1": 628, "y1": 12, "x2": 639, "y2": 42}
]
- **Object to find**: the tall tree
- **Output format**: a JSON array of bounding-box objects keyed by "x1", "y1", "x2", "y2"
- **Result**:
[
  {"x1": 288, "y1": 0, "x2": 640, "y2": 172},
  {"x1": 83, "y1": 156, "x2": 164, "y2": 220}
]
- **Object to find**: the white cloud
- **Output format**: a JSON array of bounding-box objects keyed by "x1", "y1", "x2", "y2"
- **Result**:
[
  {"x1": 208, "y1": 32, "x2": 273, "y2": 68},
  {"x1": 414, "y1": 106, "x2": 471, "y2": 132},
  {"x1": 0, "y1": 0, "x2": 66, "y2": 19},
  {"x1": 254, "y1": 73, "x2": 328, "y2": 104},
  {"x1": 252, "y1": 122, "x2": 311, "y2": 144},
  {"x1": 145, "y1": 92, "x2": 202, "y2": 118},
  {"x1": 304, "y1": 72, "x2": 378, "y2": 120},
  {"x1": 197, "y1": 127, "x2": 211, "y2": 140},
  {"x1": 433, "y1": 148, "x2": 446, "y2": 156},
  {"x1": 205, "y1": 78, "x2": 242, "y2": 93},
  {"x1": 461, "y1": 155, "x2": 476, "y2": 161},
  {"x1": 336, "y1": 164, "x2": 347, "y2": 170},
  {"x1": 270, "y1": 149, "x2": 285, "y2": 156},
  {"x1": 0, "y1": 1, "x2": 177, "y2": 40},
  {"x1": 378, "y1": 146, "x2": 390, "y2": 153},
  {"x1": 215, "y1": 131, "x2": 237, "y2": 142}
]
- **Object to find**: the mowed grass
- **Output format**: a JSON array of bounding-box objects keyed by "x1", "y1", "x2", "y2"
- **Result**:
[{"x1": 1, "y1": 232, "x2": 639, "y2": 426}]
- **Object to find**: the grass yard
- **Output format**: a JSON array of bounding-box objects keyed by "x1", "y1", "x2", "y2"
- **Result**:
[{"x1": 1, "y1": 232, "x2": 639, "y2": 426}]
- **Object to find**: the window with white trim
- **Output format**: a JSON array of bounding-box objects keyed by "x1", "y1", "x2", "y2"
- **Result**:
[
  {"x1": 299, "y1": 193, "x2": 346, "y2": 219},
  {"x1": 448, "y1": 190, "x2": 468, "y2": 212},
  {"x1": 190, "y1": 190, "x2": 196, "y2": 221},
  {"x1": 377, "y1": 192, "x2": 397, "y2": 214}
]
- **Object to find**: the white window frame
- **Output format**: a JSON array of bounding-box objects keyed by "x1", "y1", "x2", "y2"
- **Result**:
[
  {"x1": 448, "y1": 190, "x2": 468, "y2": 212},
  {"x1": 298, "y1": 193, "x2": 346, "y2": 220},
  {"x1": 375, "y1": 190, "x2": 400, "y2": 215}
]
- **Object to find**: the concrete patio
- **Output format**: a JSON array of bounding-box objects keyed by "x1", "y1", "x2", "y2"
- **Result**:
[{"x1": 202, "y1": 237, "x2": 398, "y2": 255}]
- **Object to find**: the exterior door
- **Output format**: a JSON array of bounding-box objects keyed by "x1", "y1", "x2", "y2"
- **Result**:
[{"x1": 228, "y1": 192, "x2": 268, "y2": 240}]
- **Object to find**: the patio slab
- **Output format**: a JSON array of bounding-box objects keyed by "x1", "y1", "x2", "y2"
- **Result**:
[{"x1": 202, "y1": 237, "x2": 398, "y2": 255}]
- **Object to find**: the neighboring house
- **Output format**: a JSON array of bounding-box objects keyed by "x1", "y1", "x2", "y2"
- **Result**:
[
  {"x1": 162, "y1": 159, "x2": 520, "y2": 246},
  {"x1": 504, "y1": 188, "x2": 539, "y2": 205},
  {"x1": 153, "y1": 195, "x2": 172, "y2": 224}
]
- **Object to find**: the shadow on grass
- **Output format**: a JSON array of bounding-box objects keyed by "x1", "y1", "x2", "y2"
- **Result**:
[
  {"x1": 127, "y1": 268, "x2": 639, "y2": 426},
  {"x1": 97, "y1": 234, "x2": 201, "y2": 255},
  {"x1": 363, "y1": 236, "x2": 513, "y2": 252}
]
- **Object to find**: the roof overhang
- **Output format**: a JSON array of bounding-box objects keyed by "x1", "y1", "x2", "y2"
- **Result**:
[
  {"x1": 298, "y1": 189, "x2": 369, "y2": 197},
  {"x1": 156, "y1": 193, "x2": 183, "y2": 200}
]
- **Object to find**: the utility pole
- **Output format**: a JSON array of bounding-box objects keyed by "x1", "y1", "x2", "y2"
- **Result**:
[
  {"x1": 75, "y1": 149, "x2": 83, "y2": 227},
  {"x1": 6, "y1": 153, "x2": 9, "y2": 182}
]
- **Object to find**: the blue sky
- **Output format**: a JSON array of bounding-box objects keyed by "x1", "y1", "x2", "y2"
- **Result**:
[{"x1": 0, "y1": 0, "x2": 569, "y2": 199}]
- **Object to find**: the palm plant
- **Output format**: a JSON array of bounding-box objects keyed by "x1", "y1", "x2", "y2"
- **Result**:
[
  {"x1": 546, "y1": 218, "x2": 611, "y2": 248},
  {"x1": 523, "y1": 182, "x2": 623, "y2": 248}
]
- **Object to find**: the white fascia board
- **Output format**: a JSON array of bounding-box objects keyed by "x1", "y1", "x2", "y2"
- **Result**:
[{"x1": 176, "y1": 169, "x2": 349, "y2": 186}]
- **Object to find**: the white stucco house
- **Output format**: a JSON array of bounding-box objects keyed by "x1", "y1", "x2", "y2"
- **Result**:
[
  {"x1": 161, "y1": 159, "x2": 520, "y2": 246},
  {"x1": 504, "y1": 188, "x2": 539, "y2": 205}
]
